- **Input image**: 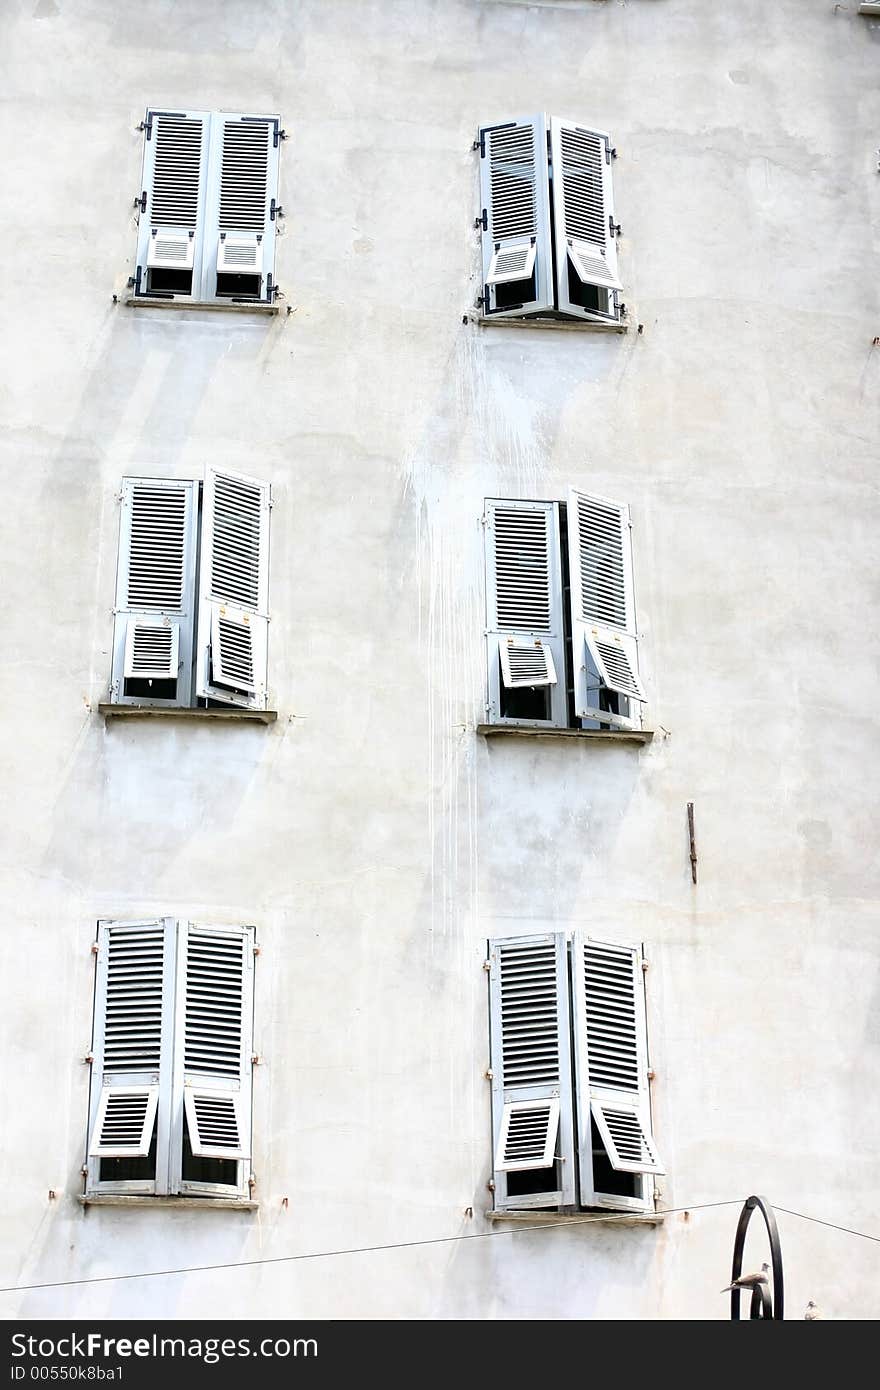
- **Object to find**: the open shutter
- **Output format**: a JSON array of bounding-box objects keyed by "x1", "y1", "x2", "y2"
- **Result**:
[
  {"x1": 201, "y1": 113, "x2": 281, "y2": 304},
  {"x1": 550, "y1": 119, "x2": 622, "y2": 322},
  {"x1": 484, "y1": 499, "x2": 566, "y2": 727},
  {"x1": 86, "y1": 919, "x2": 176, "y2": 1192},
  {"x1": 571, "y1": 935, "x2": 664, "y2": 1207},
  {"x1": 478, "y1": 116, "x2": 553, "y2": 318},
  {"x1": 135, "y1": 109, "x2": 211, "y2": 299},
  {"x1": 567, "y1": 488, "x2": 645, "y2": 725},
  {"x1": 196, "y1": 466, "x2": 271, "y2": 710},
  {"x1": 110, "y1": 478, "x2": 198, "y2": 707},
  {"x1": 488, "y1": 933, "x2": 575, "y2": 1209},
  {"x1": 175, "y1": 923, "x2": 254, "y2": 1189}
]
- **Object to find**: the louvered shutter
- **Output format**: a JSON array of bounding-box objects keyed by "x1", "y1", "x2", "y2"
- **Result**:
[
  {"x1": 567, "y1": 488, "x2": 645, "y2": 723},
  {"x1": 110, "y1": 478, "x2": 198, "y2": 707},
  {"x1": 174, "y1": 923, "x2": 254, "y2": 1187},
  {"x1": 135, "y1": 110, "x2": 211, "y2": 299},
  {"x1": 550, "y1": 119, "x2": 622, "y2": 322},
  {"x1": 196, "y1": 466, "x2": 271, "y2": 710},
  {"x1": 571, "y1": 935, "x2": 664, "y2": 1206},
  {"x1": 201, "y1": 113, "x2": 281, "y2": 304},
  {"x1": 484, "y1": 499, "x2": 566, "y2": 727},
  {"x1": 488, "y1": 933, "x2": 576, "y2": 1210},
  {"x1": 478, "y1": 116, "x2": 553, "y2": 318},
  {"x1": 86, "y1": 919, "x2": 176, "y2": 1189}
]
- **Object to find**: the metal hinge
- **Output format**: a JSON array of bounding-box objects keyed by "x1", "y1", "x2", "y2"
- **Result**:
[
  {"x1": 134, "y1": 191, "x2": 146, "y2": 213},
  {"x1": 603, "y1": 136, "x2": 617, "y2": 164}
]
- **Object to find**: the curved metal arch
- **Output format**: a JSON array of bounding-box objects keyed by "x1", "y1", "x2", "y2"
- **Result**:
[{"x1": 730, "y1": 1195, "x2": 784, "y2": 1320}]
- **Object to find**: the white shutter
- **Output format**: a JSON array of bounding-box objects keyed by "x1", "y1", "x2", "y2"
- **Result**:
[
  {"x1": 484, "y1": 499, "x2": 566, "y2": 726},
  {"x1": 175, "y1": 922, "x2": 254, "y2": 1189},
  {"x1": 135, "y1": 110, "x2": 210, "y2": 299},
  {"x1": 550, "y1": 118, "x2": 622, "y2": 322},
  {"x1": 499, "y1": 639, "x2": 557, "y2": 690},
  {"x1": 201, "y1": 113, "x2": 281, "y2": 303},
  {"x1": 478, "y1": 116, "x2": 553, "y2": 318},
  {"x1": 110, "y1": 478, "x2": 198, "y2": 707},
  {"x1": 488, "y1": 933, "x2": 576, "y2": 1209},
  {"x1": 494, "y1": 1098, "x2": 560, "y2": 1172},
  {"x1": 196, "y1": 466, "x2": 271, "y2": 710},
  {"x1": 86, "y1": 919, "x2": 176, "y2": 1193},
  {"x1": 567, "y1": 488, "x2": 645, "y2": 723},
  {"x1": 89, "y1": 1086, "x2": 159, "y2": 1158},
  {"x1": 571, "y1": 935, "x2": 664, "y2": 1203}
]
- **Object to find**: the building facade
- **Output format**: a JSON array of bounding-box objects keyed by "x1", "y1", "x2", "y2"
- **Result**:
[{"x1": 1, "y1": 0, "x2": 878, "y2": 1318}]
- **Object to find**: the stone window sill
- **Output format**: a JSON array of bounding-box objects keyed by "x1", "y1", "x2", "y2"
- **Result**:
[
  {"x1": 99, "y1": 704, "x2": 277, "y2": 725},
  {"x1": 487, "y1": 1210, "x2": 664, "y2": 1227},
  {"x1": 477, "y1": 723, "x2": 652, "y2": 745},
  {"x1": 859, "y1": 4, "x2": 880, "y2": 15},
  {"x1": 80, "y1": 1195, "x2": 258, "y2": 1210},
  {"x1": 124, "y1": 296, "x2": 279, "y2": 316},
  {"x1": 469, "y1": 313, "x2": 626, "y2": 334}
]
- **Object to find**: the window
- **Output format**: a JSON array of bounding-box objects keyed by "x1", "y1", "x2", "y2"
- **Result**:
[
  {"x1": 133, "y1": 109, "x2": 282, "y2": 305},
  {"x1": 85, "y1": 918, "x2": 256, "y2": 1201},
  {"x1": 476, "y1": 115, "x2": 622, "y2": 325},
  {"x1": 487, "y1": 932, "x2": 663, "y2": 1215},
  {"x1": 109, "y1": 465, "x2": 271, "y2": 712},
  {"x1": 483, "y1": 491, "x2": 646, "y2": 731}
]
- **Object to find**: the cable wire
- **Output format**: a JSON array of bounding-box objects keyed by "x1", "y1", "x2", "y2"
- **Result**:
[{"x1": 1, "y1": 1196, "x2": 878, "y2": 1295}]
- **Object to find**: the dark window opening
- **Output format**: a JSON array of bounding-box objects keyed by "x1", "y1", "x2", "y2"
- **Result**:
[
  {"x1": 123, "y1": 677, "x2": 178, "y2": 701},
  {"x1": 182, "y1": 1116, "x2": 237, "y2": 1188},
  {"x1": 506, "y1": 1163, "x2": 559, "y2": 1197},
  {"x1": 99, "y1": 1129, "x2": 157, "y2": 1184},
  {"x1": 565, "y1": 261, "x2": 612, "y2": 318},
  {"x1": 588, "y1": 1116, "x2": 643, "y2": 1200},
  {"x1": 216, "y1": 272, "x2": 262, "y2": 300},
  {"x1": 146, "y1": 267, "x2": 193, "y2": 296},
  {"x1": 491, "y1": 268, "x2": 535, "y2": 312},
  {"x1": 499, "y1": 657, "x2": 552, "y2": 721}
]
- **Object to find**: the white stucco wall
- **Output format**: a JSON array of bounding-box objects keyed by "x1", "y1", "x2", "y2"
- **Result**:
[{"x1": 1, "y1": 0, "x2": 878, "y2": 1319}]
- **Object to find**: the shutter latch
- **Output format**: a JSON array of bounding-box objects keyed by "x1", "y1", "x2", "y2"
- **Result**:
[{"x1": 609, "y1": 216, "x2": 622, "y2": 238}]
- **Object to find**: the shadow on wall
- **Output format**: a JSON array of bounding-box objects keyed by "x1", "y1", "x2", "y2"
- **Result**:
[{"x1": 437, "y1": 1216, "x2": 665, "y2": 1319}]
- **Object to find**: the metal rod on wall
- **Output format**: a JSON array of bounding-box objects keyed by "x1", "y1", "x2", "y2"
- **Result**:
[{"x1": 687, "y1": 802, "x2": 697, "y2": 884}]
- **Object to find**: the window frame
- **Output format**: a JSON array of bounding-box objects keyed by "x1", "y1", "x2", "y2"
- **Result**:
[
  {"x1": 487, "y1": 930, "x2": 660, "y2": 1216},
  {"x1": 109, "y1": 468, "x2": 271, "y2": 714},
  {"x1": 482, "y1": 495, "x2": 644, "y2": 733},
  {"x1": 476, "y1": 113, "x2": 623, "y2": 326},
  {"x1": 133, "y1": 108, "x2": 282, "y2": 308},
  {"x1": 85, "y1": 918, "x2": 256, "y2": 1202}
]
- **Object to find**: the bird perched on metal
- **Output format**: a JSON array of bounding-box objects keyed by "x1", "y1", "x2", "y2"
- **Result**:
[
  {"x1": 804, "y1": 1301, "x2": 823, "y2": 1320},
  {"x1": 720, "y1": 1262, "x2": 770, "y2": 1293}
]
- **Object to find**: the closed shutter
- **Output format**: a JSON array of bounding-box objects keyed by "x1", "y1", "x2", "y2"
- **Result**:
[
  {"x1": 196, "y1": 466, "x2": 271, "y2": 710},
  {"x1": 478, "y1": 116, "x2": 553, "y2": 318},
  {"x1": 135, "y1": 110, "x2": 211, "y2": 299},
  {"x1": 567, "y1": 488, "x2": 645, "y2": 724},
  {"x1": 550, "y1": 119, "x2": 622, "y2": 322},
  {"x1": 571, "y1": 934, "x2": 663, "y2": 1206},
  {"x1": 175, "y1": 923, "x2": 255, "y2": 1189},
  {"x1": 202, "y1": 113, "x2": 281, "y2": 304},
  {"x1": 110, "y1": 478, "x2": 198, "y2": 707},
  {"x1": 484, "y1": 499, "x2": 566, "y2": 727},
  {"x1": 86, "y1": 919, "x2": 176, "y2": 1189},
  {"x1": 487, "y1": 933, "x2": 575, "y2": 1209}
]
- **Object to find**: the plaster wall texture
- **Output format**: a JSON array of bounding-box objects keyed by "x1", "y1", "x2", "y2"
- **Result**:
[{"x1": 0, "y1": 0, "x2": 878, "y2": 1319}]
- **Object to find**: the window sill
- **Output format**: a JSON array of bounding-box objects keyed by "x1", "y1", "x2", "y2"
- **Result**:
[
  {"x1": 99, "y1": 703, "x2": 277, "y2": 725},
  {"x1": 859, "y1": 4, "x2": 880, "y2": 15},
  {"x1": 487, "y1": 1210, "x2": 664, "y2": 1227},
  {"x1": 469, "y1": 313, "x2": 627, "y2": 334},
  {"x1": 477, "y1": 723, "x2": 652, "y2": 745},
  {"x1": 80, "y1": 1195, "x2": 258, "y2": 1210},
  {"x1": 124, "y1": 296, "x2": 280, "y2": 317}
]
